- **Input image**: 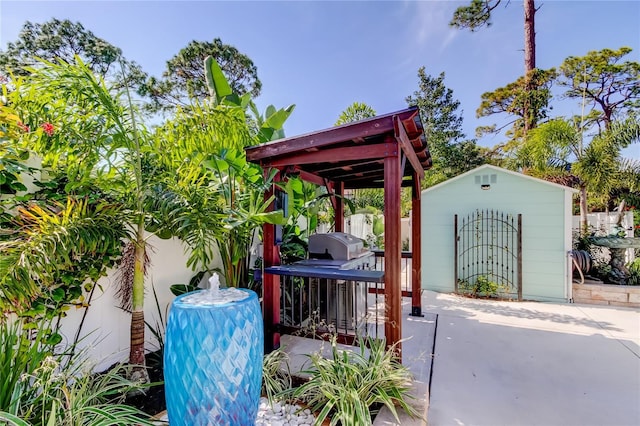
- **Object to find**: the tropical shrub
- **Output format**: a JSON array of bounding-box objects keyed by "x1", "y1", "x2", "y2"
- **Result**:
[
  {"x1": 0, "y1": 198, "x2": 126, "y2": 325},
  {"x1": 289, "y1": 337, "x2": 418, "y2": 426},
  {"x1": 458, "y1": 275, "x2": 502, "y2": 297},
  {"x1": 0, "y1": 320, "x2": 55, "y2": 416},
  {"x1": 262, "y1": 347, "x2": 292, "y2": 406},
  {"x1": 627, "y1": 258, "x2": 640, "y2": 286},
  {"x1": 0, "y1": 318, "x2": 153, "y2": 426}
]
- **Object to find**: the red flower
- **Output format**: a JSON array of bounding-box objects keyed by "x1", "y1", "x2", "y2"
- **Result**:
[
  {"x1": 41, "y1": 122, "x2": 55, "y2": 136},
  {"x1": 17, "y1": 121, "x2": 30, "y2": 132}
]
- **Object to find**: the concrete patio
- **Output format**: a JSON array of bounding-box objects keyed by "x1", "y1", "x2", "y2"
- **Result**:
[{"x1": 399, "y1": 290, "x2": 640, "y2": 426}]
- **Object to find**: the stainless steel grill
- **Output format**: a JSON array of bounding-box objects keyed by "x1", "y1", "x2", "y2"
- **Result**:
[
  {"x1": 297, "y1": 232, "x2": 373, "y2": 331},
  {"x1": 305, "y1": 232, "x2": 374, "y2": 269}
]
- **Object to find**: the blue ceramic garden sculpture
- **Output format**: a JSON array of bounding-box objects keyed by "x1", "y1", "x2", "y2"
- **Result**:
[{"x1": 164, "y1": 274, "x2": 263, "y2": 425}]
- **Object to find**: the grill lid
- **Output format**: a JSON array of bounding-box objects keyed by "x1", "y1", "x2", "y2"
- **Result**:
[{"x1": 308, "y1": 232, "x2": 367, "y2": 261}]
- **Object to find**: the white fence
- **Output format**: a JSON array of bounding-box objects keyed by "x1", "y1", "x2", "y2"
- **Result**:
[
  {"x1": 572, "y1": 211, "x2": 636, "y2": 263},
  {"x1": 343, "y1": 213, "x2": 412, "y2": 249}
]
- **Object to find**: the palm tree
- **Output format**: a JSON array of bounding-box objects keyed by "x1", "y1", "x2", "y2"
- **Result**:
[
  {"x1": 521, "y1": 114, "x2": 639, "y2": 233},
  {"x1": 5, "y1": 58, "x2": 160, "y2": 381}
]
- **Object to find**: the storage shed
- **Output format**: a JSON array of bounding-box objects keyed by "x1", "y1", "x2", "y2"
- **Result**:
[{"x1": 422, "y1": 164, "x2": 578, "y2": 302}]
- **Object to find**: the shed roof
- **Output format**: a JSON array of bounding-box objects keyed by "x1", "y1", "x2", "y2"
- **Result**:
[
  {"x1": 422, "y1": 164, "x2": 580, "y2": 194},
  {"x1": 245, "y1": 107, "x2": 431, "y2": 189}
]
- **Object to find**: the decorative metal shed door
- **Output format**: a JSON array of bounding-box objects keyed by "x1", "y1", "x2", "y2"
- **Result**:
[{"x1": 454, "y1": 210, "x2": 522, "y2": 300}]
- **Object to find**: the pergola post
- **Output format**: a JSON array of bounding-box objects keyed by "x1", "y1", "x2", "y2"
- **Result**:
[
  {"x1": 411, "y1": 173, "x2": 423, "y2": 317},
  {"x1": 263, "y1": 173, "x2": 281, "y2": 352},
  {"x1": 384, "y1": 145, "x2": 402, "y2": 359},
  {"x1": 335, "y1": 181, "x2": 344, "y2": 233}
]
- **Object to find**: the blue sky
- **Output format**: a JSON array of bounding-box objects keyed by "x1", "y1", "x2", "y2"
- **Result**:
[{"x1": 1, "y1": 1, "x2": 639, "y2": 158}]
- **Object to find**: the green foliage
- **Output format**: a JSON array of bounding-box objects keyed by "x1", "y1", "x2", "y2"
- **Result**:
[
  {"x1": 0, "y1": 320, "x2": 56, "y2": 416},
  {"x1": 248, "y1": 101, "x2": 296, "y2": 143},
  {"x1": 8, "y1": 56, "x2": 150, "y2": 196},
  {"x1": 334, "y1": 102, "x2": 376, "y2": 126},
  {"x1": 142, "y1": 38, "x2": 262, "y2": 111},
  {"x1": 150, "y1": 56, "x2": 294, "y2": 288},
  {"x1": 558, "y1": 47, "x2": 640, "y2": 130},
  {"x1": 627, "y1": 258, "x2": 640, "y2": 286},
  {"x1": 203, "y1": 148, "x2": 287, "y2": 287},
  {"x1": 520, "y1": 115, "x2": 638, "y2": 229},
  {"x1": 169, "y1": 271, "x2": 207, "y2": 296},
  {"x1": 0, "y1": 19, "x2": 146, "y2": 91},
  {"x1": 0, "y1": 318, "x2": 154, "y2": 425},
  {"x1": 289, "y1": 337, "x2": 418, "y2": 426},
  {"x1": 406, "y1": 67, "x2": 484, "y2": 183},
  {"x1": 278, "y1": 177, "x2": 352, "y2": 263},
  {"x1": 262, "y1": 348, "x2": 292, "y2": 406},
  {"x1": 351, "y1": 188, "x2": 384, "y2": 212},
  {"x1": 0, "y1": 199, "x2": 126, "y2": 318},
  {"x1": 0, "y1": 102, "x2": 33, "y2": 223},
  {"x1": 573, "y1": 230, "x2": 594, "y2": 252},
  {"x1": 519, "y1": 118, "x2": 578, "y2": 170},
  {"x1": 476, "y1": 68, "x2": 556, "y2": 144},
  {"x1": 5, "y1": 55, "x2": 156, "y2": 371},
  {"x1": 450, "y1": 0, "x2": 501, "y2": 31},
  {"x1": 279, "y1": 178, "x2": 316, "y2": 264},
  {"x1": 592, "y1": 261, "x2": 612, "y2": 283},
  {"x1": 458, "y1": 275, "x2": 501, "y2": 297}
]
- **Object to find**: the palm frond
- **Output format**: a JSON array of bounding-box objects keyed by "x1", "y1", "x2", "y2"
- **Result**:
[{"x1": 0, "y1": 198, "x2": 127, "y2": 313}]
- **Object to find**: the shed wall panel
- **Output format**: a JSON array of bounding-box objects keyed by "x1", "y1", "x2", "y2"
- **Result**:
[{"x1": 421, "y1": 167, "x2": 571, "y2": 302}]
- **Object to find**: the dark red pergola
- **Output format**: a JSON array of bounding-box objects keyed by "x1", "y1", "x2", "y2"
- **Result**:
[{"x1": 245, "y1": 106, "x2": 431, "y2": 359}]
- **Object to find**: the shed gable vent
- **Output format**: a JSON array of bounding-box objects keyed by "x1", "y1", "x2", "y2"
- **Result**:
[{"x1": 474, "y1": 174, "x2": 498, "y2": 185}]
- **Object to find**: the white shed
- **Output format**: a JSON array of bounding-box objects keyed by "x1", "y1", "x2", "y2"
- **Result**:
[{"x1": 422, "y1": 164, "x2": 578, "y2": 302}]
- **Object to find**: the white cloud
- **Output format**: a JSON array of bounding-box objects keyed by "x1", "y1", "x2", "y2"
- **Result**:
[
  {"x1": 391, "y1": 0, "x2": 461, "y2": 74},
  {"x1": 409, "y1": 0, "x2": 459, "y2": 49}
]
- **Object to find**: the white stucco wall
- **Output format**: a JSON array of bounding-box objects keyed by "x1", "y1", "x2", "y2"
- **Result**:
[{"x1": 57, "y1": 234, "x2": 221, "y2": 372}]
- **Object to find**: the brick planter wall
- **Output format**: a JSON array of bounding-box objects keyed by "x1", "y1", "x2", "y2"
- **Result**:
[{"x1": 573, "y1": 282, "x2": 640, "y2": 308}]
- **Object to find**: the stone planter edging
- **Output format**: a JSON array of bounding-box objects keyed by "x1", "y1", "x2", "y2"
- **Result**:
[{"x1": 573, "y1": 282, "x2": 640, "y2": 308}]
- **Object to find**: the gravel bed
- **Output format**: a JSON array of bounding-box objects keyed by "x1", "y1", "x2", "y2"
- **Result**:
[
  {"x1": 154, "y1": 398, "x2": 316, "y2": 426},
  {"x1": 256, "y1": 397, "x2": 316, "y2": 426}
]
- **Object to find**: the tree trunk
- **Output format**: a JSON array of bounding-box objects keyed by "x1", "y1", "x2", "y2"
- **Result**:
[
  {"x1": 579, "y1": 185, "x2": 589, "y2": 236},
  {"x1": 129, "y1": 226, "x2": 149, "y2": 384},
  {"x1": 524, "y1": 0, "x2": 536, "y2": 73},
  {"x1": 523, "y1": 0, "x2": 537, "y2": 138}
]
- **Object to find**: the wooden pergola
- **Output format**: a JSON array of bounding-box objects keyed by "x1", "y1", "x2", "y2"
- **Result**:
[{"x1": 245, "y1": 106, "x2": 431, "y2": 359}]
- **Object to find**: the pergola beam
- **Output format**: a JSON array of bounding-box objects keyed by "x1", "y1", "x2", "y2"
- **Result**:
[
  {"x1": 394, "y1": 116, "x2": 425, "y2": 181},
  {"x1": 262, "y1": 144, "x2": 392, "y2": 168},
  {"x1": 246, "y1": 109, "x2": 419, "y2": 161}
]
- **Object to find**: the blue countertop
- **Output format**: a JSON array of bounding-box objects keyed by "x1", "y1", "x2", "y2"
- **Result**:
[{"x1": 264, "y1": 265, "x2": 384, "y2": 283}]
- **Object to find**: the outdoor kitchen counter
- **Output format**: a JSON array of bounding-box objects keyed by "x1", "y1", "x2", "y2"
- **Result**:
[{"x1": 264, "y1": 265, "x2": 384, "y2": 283}]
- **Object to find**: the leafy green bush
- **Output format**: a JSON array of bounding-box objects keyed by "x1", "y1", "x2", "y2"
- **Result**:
[
  {"x1": 476, "y1": 276, "x2": 499, "y2": 295},
  {"x1": 289, "y1": 337, "x2": 419, "y2": 426},
  {"x1": 262, "y1": 347, "x2": 292, "y2": 406},
  {"x1": 0, "y1": 320, "x2": 55, "y2": 416},
  {"x1": 0, "y1": 318, "x2": 154, "y2": 425},
  {"x1": 459, "y1": 275, "x2": 500, "y2": 297},
  {"x1": 627, "y1": 258, "x2": 640, "y2": 286}
]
